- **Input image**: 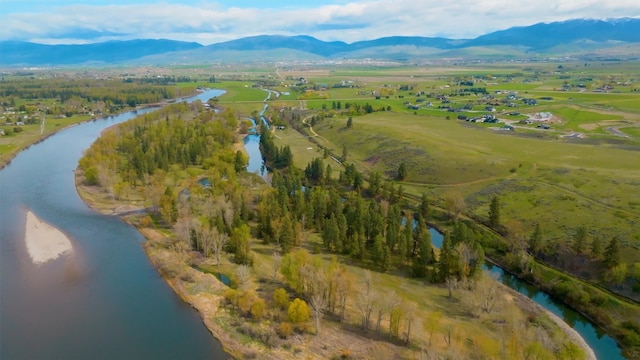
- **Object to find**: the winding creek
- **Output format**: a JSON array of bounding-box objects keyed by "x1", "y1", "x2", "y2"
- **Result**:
[
  {"x1": 428, "y1": 229, "x2": 623, "y2": 360},
  {"x1": 0, "y1": 88, "x2": 624, "y2": 359}
]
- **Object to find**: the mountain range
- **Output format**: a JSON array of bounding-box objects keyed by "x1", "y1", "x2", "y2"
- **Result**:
[{"x1": 1, "y1": 18, "x2": 639, "y2": 66}]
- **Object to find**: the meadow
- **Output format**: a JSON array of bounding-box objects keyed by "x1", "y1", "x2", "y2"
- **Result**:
[{"x1": 262, "y1": 61, "x2": 640, "y2": 299}]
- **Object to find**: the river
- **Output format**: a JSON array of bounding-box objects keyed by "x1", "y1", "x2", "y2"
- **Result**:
[
  {"x1": 428, "y1": 228, "x2": 624, "y2": 359},
  {"x1": 0, "y1": 86, "x2": 623, "y2": 360},
  {"x1": 0, "y1": 89, "x2": 230, "y2": 360}
]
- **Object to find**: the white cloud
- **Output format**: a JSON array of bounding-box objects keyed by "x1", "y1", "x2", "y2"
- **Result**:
[{"x1": 1, "y1": 0, "x2": 639, "y2": 44}]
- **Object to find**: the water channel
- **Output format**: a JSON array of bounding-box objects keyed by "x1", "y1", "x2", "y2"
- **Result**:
[
  {"x1": 0, "y1": 89, "x2": 230, "y2": 360},
  {"x1": 428, "y1": 229, "x2": 624, "y2": 359}
]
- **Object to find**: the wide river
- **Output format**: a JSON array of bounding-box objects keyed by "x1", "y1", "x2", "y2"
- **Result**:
[{"x1": 0, "y1": 89, "x2": 230, "y2": 359}]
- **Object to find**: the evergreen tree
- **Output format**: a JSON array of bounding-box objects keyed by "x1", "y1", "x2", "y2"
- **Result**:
[
  {"x1": 279, "y1": 213, "x2": 295, "y2": 253},
  {"x1": 573, "y1": 226, "x2": 587, "y2": 255},
  {"x1": 234, "y1": 150, "x2": 247, "y2": 173},
  {"x1": 591, "y1": 236, "x2": 602, "y2": 259},
  {"x1": 529, "y1": 223, "x2": 543, "y2": 254},
  {"x1": 397, "y1": 162, "x2": 408, "y2": 180},
  {"x1": 438, "y1": 232, "x2": 455, "y2": 282},
  {"x1": 488, "y1": 195, "x2": 500, "y2": 230},
  {"x1": 604, "y1": 236, "x2": 621, "y2": 268},
  {"x1": 419, "y1": 193, "x2": 430, "y2": 220}
]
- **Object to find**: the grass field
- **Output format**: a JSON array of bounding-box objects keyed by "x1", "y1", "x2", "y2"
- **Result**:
[{"x1": 265, "y1": 63, "x2": 640, "y2": 267}]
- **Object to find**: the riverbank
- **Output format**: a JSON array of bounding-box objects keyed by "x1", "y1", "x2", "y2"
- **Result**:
[
  {"x1": 71, "y1": 91, "x2": 599, "y2": 359},
  {"x1": 24, "y1": 210, "x2": 74, "y2": 265}
]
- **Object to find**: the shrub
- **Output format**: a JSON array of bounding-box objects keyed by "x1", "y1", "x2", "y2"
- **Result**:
[
  {"x1": 139, "y1": 215, "x2": 153, "y2": 228},
  {"x1": 277, "y1": 322, "x2": 293, "y2": 339},
  {"x1": 287, "y1": 298, "x2": 310, "y2": 323},
  {"x1": 251, "y1": 297, "x2": 267, "y2": 319},
  {"x1": 273, "y1": 288, "x2": 289, "y2": 310}
]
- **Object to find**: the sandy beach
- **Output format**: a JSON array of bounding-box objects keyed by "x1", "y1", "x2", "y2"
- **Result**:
[{"x1": 24, "y1": 211, "x2": 74, "y2": 265}]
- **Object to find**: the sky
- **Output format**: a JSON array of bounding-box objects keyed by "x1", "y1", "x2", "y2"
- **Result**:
[{"x1": 1, "y1": 0, "x2": 639, "y2": 45}]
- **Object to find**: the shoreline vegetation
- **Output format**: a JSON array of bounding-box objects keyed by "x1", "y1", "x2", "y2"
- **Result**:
[
  {"x1": 75, "y1": 176, "x2": 596, "y2": 360},
  {"x1": 73, "y1": 102, "x2": 596, "y2": 359}
]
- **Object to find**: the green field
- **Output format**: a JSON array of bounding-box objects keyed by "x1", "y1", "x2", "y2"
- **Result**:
[{"x1": 265, "y1": 63, "x2": 640, "y2": 290}]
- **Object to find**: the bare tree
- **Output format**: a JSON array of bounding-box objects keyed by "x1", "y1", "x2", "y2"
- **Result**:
[
  {"x1": 193, "y1": 219, "x2": 214, "y2": 256},
  {"x1": 478, "y1": 273, "x2": 501, "y2": 314},
  {"x1": 271, "y1": 251, "x2": 282, "y2": 282},
  {"x1": 211, "y1": 228, "x2": 229, "y2": 266},
  {"x1": 174, "y1": 215, "x2": 193, "y2": 250},
  {"x1": 236, "y1": 264, "x2": 251, "y2": 289},
  {"x1": 444, "y1": 192, "x2": 466, "y2": 222},
  {"x1": 310, "y1": 290, "x2": 327, "y2": 335},
  {"x1": 403, "y1": 301, "x2": 418, "y2": 345},
  {"x1": 335, "y1": 268, "x2": 354, "y2": 322},
  {"x1": 356, "y1": 270, "x2": 375, "y2": 330},
  {"x1": 374, "y1": 290, "x2": 399, "y2": 333},
  {"x1": 445, "y1": 275, "x2": 459, "y2": 299},
  {"x1": 97, "y1": 165, "x2": 116, "y2": 200}
]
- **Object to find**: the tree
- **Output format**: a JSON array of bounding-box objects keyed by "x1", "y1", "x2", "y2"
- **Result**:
[
  {"x1": 604, "y1": 236, "x2": 621, "y2": 268},
  {"x1": 397, "y1": 162, "x2": 408, "y2": 181},
  {"x1": 236, "y1": 264, "x2": 251, "y2": 289},
  {"x1": 591, "y1": 236, "x2": 602, "y2": 259},
  {"x1": 419, "y1": 193, "x2": 429, "y2": 220},
  {"x1": 310, "y1": 291, "x2": 327, "y2": 335},
  {"x1": 573, "y1": 226, "x2": 587, "y2": 256},
  {"x1": 288, "y1": 298, "x2": 310, "y2": 323},
  {"x1": 488, "y1": 195, "x2": 500, "y2": 230},
  {"x1": 529, "y1": 223, "x2": 543, "y2": 254},
  {"x1": 234, "y1": 150, "x2": 247, "y2": 173},
  {"x1": 445, "y1": 192, "x2": 466, "y2": 223},
  {"x1": 211, "y1": 227, "x2": 229, "y2": 266},
  {"x1": 250, "y1": 297, "x2": 266, "y2": 319},
  {"x1": 232, "y1": 224, "x2": 253, "y2": 265},
  {"x1": 356, "y1": 270, "x2": 375, "y2": 330},
  {"x1": 273, "y1": 288, "x2": 290, "y2": 310}
]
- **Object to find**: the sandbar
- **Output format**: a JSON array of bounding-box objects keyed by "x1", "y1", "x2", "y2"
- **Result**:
[{"x1": 25, "y1": 210, "x2": 74, "y2": 265}]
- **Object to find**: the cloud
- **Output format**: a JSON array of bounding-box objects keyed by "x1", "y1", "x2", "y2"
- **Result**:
[{"x1": 1, "y1": 0, "x2": 639, "y2": 44}]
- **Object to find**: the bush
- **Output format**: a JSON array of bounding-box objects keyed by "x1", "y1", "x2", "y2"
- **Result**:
[
  {"x1": 139, "y1": 215, "x2": 153, "y2": 228},
  {"x1": 277, "y1": 322, "x2": 293, "y2": 339},
  {"x1": 273, "y1": 288, "x2": 289, "y2": 310},
  {"x1": 287, "y1": 298, "x2": 310, "y2": 323}
]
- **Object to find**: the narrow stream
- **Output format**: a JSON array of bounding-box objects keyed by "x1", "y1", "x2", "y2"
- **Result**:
[{"x1": 428, "y1": 228, "x2": 624, "y2": 359}]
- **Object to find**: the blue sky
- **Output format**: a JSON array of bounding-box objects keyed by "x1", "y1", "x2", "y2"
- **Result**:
[{"x1": 2, "y1": 1, "x2": 639, "y2": 44}]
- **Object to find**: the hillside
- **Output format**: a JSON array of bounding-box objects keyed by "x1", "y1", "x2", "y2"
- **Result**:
[{"x1": 1, "y1": 18, "x2": 639, "y2": 65}]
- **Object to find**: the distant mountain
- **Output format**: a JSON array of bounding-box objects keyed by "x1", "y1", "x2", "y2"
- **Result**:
[
  {"x1": 466, "y1": 18, "x2": 640, "y2": 50},
  {"x1": 204, "y1": 35, "x2": 350, "y2": 57},
  {"x1": 1, "y1": 18, "x2": 639, "y2": 65},
  {"x1": 0, "y1": 39, "x2": 203, "y2": 65}
]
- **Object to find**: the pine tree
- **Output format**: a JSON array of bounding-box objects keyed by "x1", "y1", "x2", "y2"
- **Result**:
[
  {"x1": 604, "y1": 236, "x2": 621, "y2": 268},
  {"x1": 420, "y1": 193, "x2": 429, "y2": 220},
  {"x1": 488, "y1": 195, "x2": 500, "y2": 230},
  {"x1": 529, "y1": 223, "x2": 543, "y2": 254},
  {"x1": 397, "y1": 162, "x2": 408, "y2": 180},
  {"x1": 591, "y1": 236, "x2": 602, "y2": 259},
  {"x1": 573, "y1": 226, "x2": 587, "y2": 255},
  {"x1": 438, "y1": 232, "x2": 454, "y2": 282}
]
